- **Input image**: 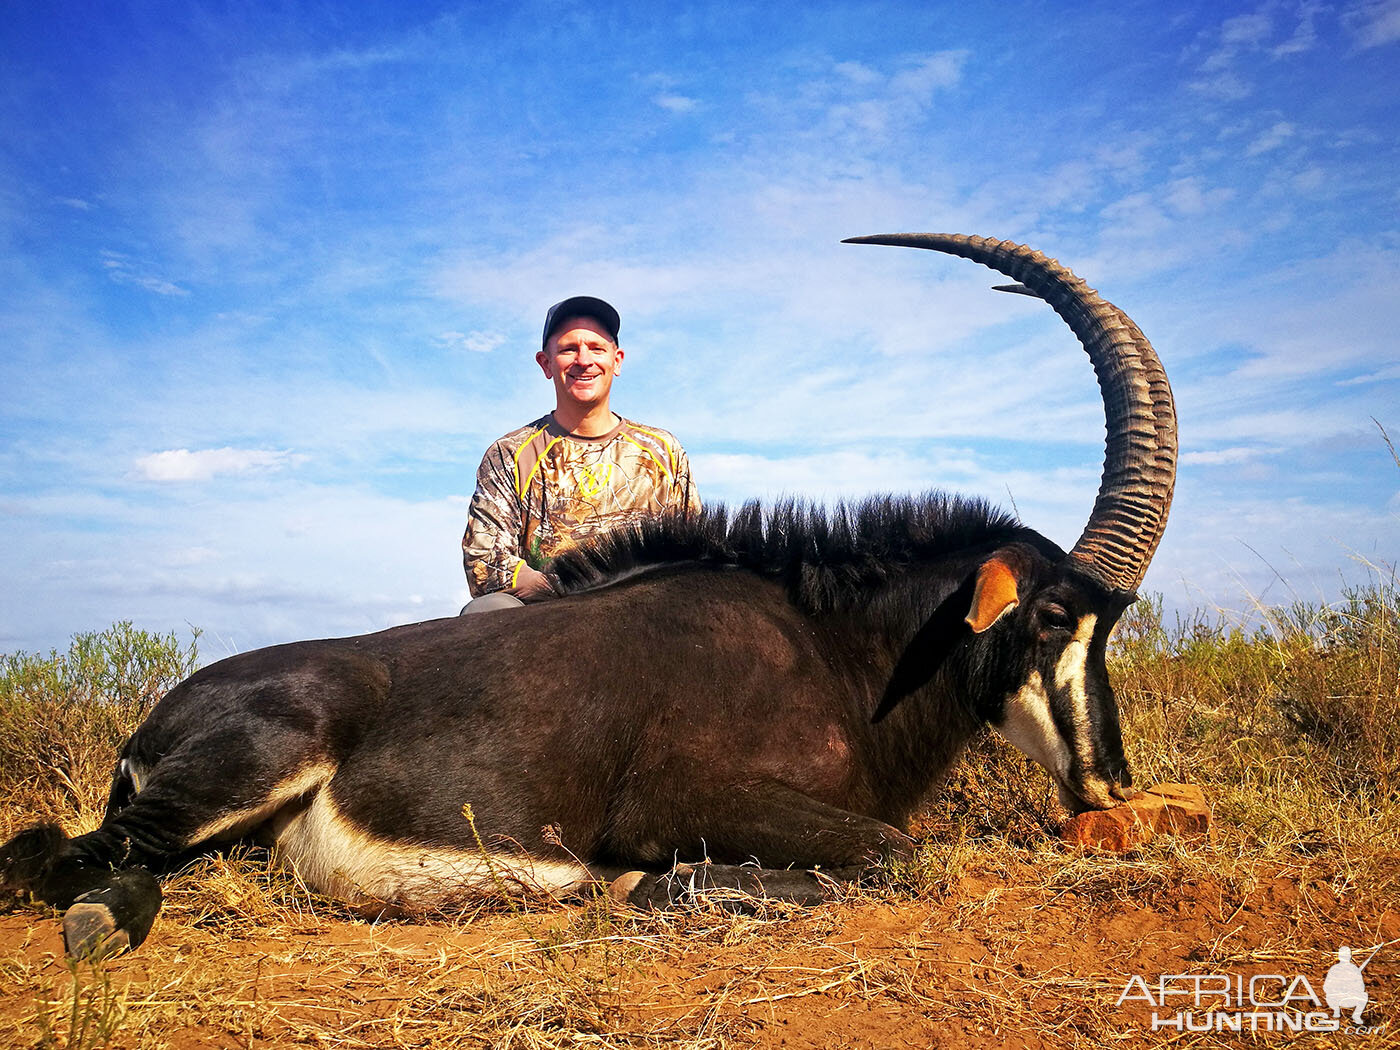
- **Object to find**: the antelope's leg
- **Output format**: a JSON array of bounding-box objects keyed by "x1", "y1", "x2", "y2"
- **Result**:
[
  {"x1": 660, "y1": 780, "x2": 911, "y2": 867},
  {"x1": 602, "y1": 780, "x2": 913, "y2": 909}
]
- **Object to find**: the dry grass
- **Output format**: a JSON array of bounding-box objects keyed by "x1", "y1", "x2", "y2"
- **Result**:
[{"x1": 3, "y1": 586, "x2": 1400, "y2": 1048}]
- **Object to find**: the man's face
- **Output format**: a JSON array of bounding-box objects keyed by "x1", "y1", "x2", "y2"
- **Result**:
[{"x1": 537, "y1": 317, "x2": 624, "y2": 410}]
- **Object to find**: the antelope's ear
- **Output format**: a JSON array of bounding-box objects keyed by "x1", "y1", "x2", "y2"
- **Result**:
[{"x1": 966, "y1": 556, "x2": 1021, "y2": 633}]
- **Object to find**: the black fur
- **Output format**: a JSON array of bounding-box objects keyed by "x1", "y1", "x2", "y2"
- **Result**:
[{"x1": 554, "y1": 493, "x2": 1035, "y2": 613}]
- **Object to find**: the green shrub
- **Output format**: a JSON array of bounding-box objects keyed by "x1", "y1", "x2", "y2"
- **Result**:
[
  {"x1": 1109, "y1": 578, "x2": 1400, "y2": 853},
  {"x1": 1267, "y1": 579, "x2": 1400, "y2": 799},
  {"x1": 0, "y1": 622, "x2": 199, "y2": 833}
]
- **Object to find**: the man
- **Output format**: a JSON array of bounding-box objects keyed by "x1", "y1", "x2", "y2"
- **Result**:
[{"x1": 462, "y1": 295, "x2": 699, "y2": 611}]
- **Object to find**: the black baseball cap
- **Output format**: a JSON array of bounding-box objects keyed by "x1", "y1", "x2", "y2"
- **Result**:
[{"x1": 542, "y1": 296, "x2": 621, "y2": 348}]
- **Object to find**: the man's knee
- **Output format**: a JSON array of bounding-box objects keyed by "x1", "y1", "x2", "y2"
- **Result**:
[{"x1": 460, "y1": 592, "x2": 527, "y2": 615}]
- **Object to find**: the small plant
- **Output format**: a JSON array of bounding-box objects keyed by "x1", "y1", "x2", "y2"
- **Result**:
[{"x1": 31, "y1": 959, "x2": 127, "y2": 1050}]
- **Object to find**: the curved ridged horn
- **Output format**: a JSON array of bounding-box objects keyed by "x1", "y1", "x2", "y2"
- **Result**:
[{"x1": 843, "y1": 233, "x2": 1177, "y2": 595}]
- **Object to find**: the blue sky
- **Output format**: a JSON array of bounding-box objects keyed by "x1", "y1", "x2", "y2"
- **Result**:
[{"x1": 2, "y1": 1, "x2": 1397, "y2": 658}]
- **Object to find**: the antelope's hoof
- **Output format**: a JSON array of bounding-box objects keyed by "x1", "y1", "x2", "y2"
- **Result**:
[
  {"x1": 63, "y1": 903, "x2": 130, "y2": 960},
  {"x1": 607, "y1": 871, "x2": 649, "y2": 908},
  {"x1": 62, "y1": 868, "x2": 162, "y2": 960}
]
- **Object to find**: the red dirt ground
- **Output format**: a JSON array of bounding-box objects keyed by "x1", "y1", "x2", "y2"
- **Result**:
[{"x1": 4, "y1": 852, "x2": 1397, "y2": 1048}]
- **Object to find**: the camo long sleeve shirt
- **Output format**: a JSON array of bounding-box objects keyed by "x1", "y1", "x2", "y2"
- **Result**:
[{"x1": 462, "y1": 414, "x2": 700, "y2": 598}]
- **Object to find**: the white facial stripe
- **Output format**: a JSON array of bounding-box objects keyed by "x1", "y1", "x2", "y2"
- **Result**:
[
  {"x1": 1054, "y1": 614, "x2": 1098, "y2": 770},
  {"x1": 994, "y1": 670, "x2": 1072, "y2": 783},
  {"x1": 188, "y1": 762, "x2": 337, "y2": 845},
  {"x1": 271, "y1": 791, "x2": 589, "y2": 909}
]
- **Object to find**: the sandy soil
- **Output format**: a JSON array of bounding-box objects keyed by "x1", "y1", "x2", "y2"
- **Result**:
[{"x1": 3, "y1": 849, "x2": 1396, "y2": 1049}]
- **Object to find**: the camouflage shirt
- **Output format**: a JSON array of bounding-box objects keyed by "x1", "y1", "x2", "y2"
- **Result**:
[{"x1": 462, "y1": 414, "x2": 700, "y2": 597}]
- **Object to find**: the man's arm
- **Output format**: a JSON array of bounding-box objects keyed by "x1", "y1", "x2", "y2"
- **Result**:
[
  {"x1": 462, "y1": 444, "x2": 555, "y2": 600},
  {"x1": 672, "y1": 444, "x2": 702, "y2": 517}
]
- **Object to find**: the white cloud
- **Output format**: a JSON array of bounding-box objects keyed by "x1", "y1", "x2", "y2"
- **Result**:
[
  {"x1": 1094, "y1": 142, "x2": 1151, "y2": 179},
  {"x1": 100, "y1": 250, "x2": 189, "y2": 297},
  {"x1": 833, "y1": 60, "x2": 880, "y2": 84},
  {"x1": 166, "y1": 546, "x2": 219, "y2": 566},
  {"x1": 1220, "y1": 12, "x2": 1273, "y2": 48},
  {"x1": 1272, "y1": 5, "x2": 1321, "y2": 55},
  {"x1": 1164, "y1": 176, "x2": 1235, "y2": 215},
  {"x1": 1189, "y1": 71, "x2": 1254, "y2": 100},
  {"x1": 1099, "y1": 192, "x2": 1172, "y2": 239},
  {"x1": 1178, "y1": 240, "x2": 1400, "y2": 385},
  {"x1": 438, "y1": 330, "x2": 507, "y2": 354},
  {"x1": 1338, "y1": 364, "x2": 1400, "y2": 386},
  {"x1": 654, "y1": 93, "x2": 698, "y2": 113},
  {"x1": 1146, "y1": 488, "x2": 1400, "y2": 618},
  {"x1": 1, "y1": 482, "x2": 471, "y2": 655},
  {"x1": 815, "y1": 50, "x2": 967, "y2": 144},
  {"x1": 1292, "y1": 166, "x2": 1326, "y2": 192},
  {"x1": 54, "y1": 197, "x2": 92, "y2": 210},
  {"x1": 888, "y1": 51, "x2": 967, "y2": 100},
  {"x1": 1188, "y1": 5, "x2": 1322, "y2": 99},
  {"x1": 1343, "y1": 0, "x2": 1400, "y2": 48},
  {"x1": 1244, "y1": 121, "x2": 1295, "y2": 156},
  {"x1": 133, "y1": 447, "x2": 301, "y2": 483},
  {"x1": 1180, "y1": 446, "x2": 1268, "y2": 466}
]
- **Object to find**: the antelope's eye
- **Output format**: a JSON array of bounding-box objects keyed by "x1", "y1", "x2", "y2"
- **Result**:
[{"x1": 1040, "y1": 604, "x2": 1073, "y2": 631}]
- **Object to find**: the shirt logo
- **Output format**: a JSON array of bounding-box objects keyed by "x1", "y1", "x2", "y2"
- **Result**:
[{"x1": 576, "y1": 462, "x2": 613, "y2": 500}]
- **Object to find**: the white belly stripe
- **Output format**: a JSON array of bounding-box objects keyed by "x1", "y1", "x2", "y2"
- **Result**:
[{"x1": 271, "y1": 789, "x2": 590, "y2": 909}]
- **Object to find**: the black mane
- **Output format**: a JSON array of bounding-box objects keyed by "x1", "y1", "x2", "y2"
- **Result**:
[{"x1": 551, "y1": 493, "x2": 1039, "y2": 613}]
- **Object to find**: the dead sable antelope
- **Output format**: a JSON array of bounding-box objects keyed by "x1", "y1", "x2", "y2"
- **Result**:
[{"x1": 1, "y1": 234, "x2": 1176, "y2": 959}]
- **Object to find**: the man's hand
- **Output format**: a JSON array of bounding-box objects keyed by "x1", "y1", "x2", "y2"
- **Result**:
[{"x1": 513, "y1": 564, "x2": 556, "y2": 601}]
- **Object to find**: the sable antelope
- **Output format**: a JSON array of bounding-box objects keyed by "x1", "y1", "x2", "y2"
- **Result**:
[{"x1": 0, "y1": 234, "x2": 1176, "y2": 959}]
